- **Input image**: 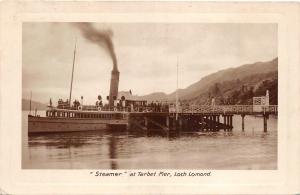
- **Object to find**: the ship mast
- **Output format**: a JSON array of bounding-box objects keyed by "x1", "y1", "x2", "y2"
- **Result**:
[
  {"x1": 29, "y1": 91, "x2": 32, "y2": 115},
  {"x1": 69, "y1": 39, "x2": 77, "y2": 108},
  {"x1": 176, "y1": 56, "x2": 179, "y2": 121}
]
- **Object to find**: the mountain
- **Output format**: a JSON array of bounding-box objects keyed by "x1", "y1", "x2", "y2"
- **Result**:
[
  {"x1": 139, "y1": 58, "x2": 278, "y2": 104},
  {"x1": 139, "y1": 92, "x2": 168, "y2": 102},
  {"x1": 170, "y1": 58, "x2": 277, "y2": 101},
  {"x1": 22, "y1": 99, "x2": 47, "y2": 110},
  {"x1": 118, "y1": 91, "x2": 168, "y2": 102}
]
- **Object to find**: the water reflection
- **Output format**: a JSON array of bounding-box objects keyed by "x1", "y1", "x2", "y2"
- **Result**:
[
  {"x1": 28, "y1": 131, "x2": 105, "y2": 148},
  {"x1": 108, "y1": 133, "x2": 118, "y2": 170}
]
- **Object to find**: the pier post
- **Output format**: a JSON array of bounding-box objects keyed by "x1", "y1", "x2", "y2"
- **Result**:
[
  {"x1": 227, "y1": 115, "x2": 231, "y2": 131},
  {"x1": 223, "y1": 115, "x2": 226, "y2": 131},
  {"x1": 228, "y1": 115, "x2": 232, "y2": 131},
  {"x1": 172, "y1": 117, "x2": 176, "y2": 130},
  {"x1": 144, "y1": 117, "x2": 148, "y2": 130},
  {"x1": 199, "y1": 115, "x2": 203, "y2": 131},
  {"x1": 179, "y1": 117, "x2": 183, "y2": 131},
  {"x1": 241, "y1": 114, "x2": 245, "y2": 132},
  {"x1": 210, "y1": 115, "x2": 213, "y2": 131},
  {"x1": 216, "y1": 115, "x2": 218, "y2": 131},
  {"x1": 213, "y1": 115, "x2": 216, "y2": 131},
  {"x1": 263, "y1": 114, "x2": 269, "y2": 132},
  {"x1": 207, "y1": 115, "x2": 210, "y2": 131},
  {"x1": 127, "y1": 116, "x2": 131, "y2": 130},
  {"x1": 166, "y1": 116, "x2": 170, "y2": 129},
  {"x1": 226, "y1": 115, "x2": 229, "y2": 131},
  {"x1": 215, "y1": 115, "x2": 219, "y2": 131},
  {"x1": 211, "y1": 115, "x2": 214, "y2": 131},
  {"x1": 210, "y1": 115, "x2": 214, "y2": 131},
  {"x1": 209, "y1": 115, "x2": 212, "y2": 131}
]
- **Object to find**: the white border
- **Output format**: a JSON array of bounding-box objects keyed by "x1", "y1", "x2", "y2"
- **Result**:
[{"x1": 0, "y1": 1, "x2": 299, "y2": 194}]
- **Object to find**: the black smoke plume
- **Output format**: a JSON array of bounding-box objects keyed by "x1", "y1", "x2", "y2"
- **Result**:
[{"x1": 75, "y1": 23, "x2": 118, "y2": 71}]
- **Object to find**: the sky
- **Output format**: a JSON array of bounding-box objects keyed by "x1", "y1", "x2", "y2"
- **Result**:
[{"x1": 22, "y1": 22, "x2": 277, "y2": 104}]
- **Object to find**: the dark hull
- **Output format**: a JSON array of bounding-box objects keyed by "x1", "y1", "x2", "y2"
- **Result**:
[{"x1": 28, "y1": 115, "x2": 128, "y2": 134}]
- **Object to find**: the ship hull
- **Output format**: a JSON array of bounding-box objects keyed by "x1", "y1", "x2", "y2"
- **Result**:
[{"x1": 28, "y1": 115, "x2": 128, "y2": 134}]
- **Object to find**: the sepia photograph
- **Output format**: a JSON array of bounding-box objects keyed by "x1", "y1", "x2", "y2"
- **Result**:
[
  {"x1": 22, "y1": 22, "x2": 278, "y2": 170},
  {"x1": 1, "y1": 1, "x2": 300, "y2": 194}
]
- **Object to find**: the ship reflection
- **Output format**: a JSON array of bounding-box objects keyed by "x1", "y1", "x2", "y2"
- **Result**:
[
  {"x1": 28, "y1": 131, "x2": 106, "y2": 148},
  {"x1": 108, "y1": 135, "x2": 118, "y2": 169}
]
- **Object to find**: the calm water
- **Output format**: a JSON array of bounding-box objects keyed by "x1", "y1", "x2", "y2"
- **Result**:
[{"x1": 22, "y1": 111, "x2": 277, "y2": 169}]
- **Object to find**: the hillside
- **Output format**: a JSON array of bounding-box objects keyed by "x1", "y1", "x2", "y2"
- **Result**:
[
  {"x1": 187, "y1": 71, "x2": 277, "y2": 105},
  {"x1": 22, "y1": 99, "x2": 47, "y2": 110},
  {"x1": 169, "y1": 58, "x2": 277, "y2": 101},
  {"x1": 140, "y1": 57, "x2": 278, "y2": 105},
  {"x1": 139, "y1": 92, "x2": 168, "y2": 102}
]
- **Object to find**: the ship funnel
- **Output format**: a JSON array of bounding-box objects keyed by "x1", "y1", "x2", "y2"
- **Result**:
[{"x1": 109, "y1": 69, "x2": 119, "y2": 108}]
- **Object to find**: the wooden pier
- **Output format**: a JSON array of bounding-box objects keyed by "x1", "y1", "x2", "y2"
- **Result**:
[{"x1": 127, "y1": 105, "x2": 277, "y2": 134}]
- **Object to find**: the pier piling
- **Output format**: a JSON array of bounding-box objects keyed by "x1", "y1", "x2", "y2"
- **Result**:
[
  {"x1": 223, "y1": 115, "x2": 226, "y2": 131},
  {"x1": 144, "y1": 117, "x2": 148, "y2": 130},
  {"x1": 229, "y1": 115, "x2": 233, "y2": 131},
  {"x1": 179, "y1": 117, "x2": 183, "y2": 131},
  {"x1": 263, "y1": 114, "x2": 269, "y2": 132},
  {"x1": 166, "y1": 116, "x2": 170, "y2": 129},
  {"x1": 226, "y1": 115, "x2": 229, "y2": 131},
  {"x1": 241, "y1": 114, "x2": 245, "y2": 132}
]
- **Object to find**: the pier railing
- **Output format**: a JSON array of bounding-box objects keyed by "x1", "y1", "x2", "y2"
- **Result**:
[{"x1": 179, "y1": 105, "x2": 278, "y2": 115}]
